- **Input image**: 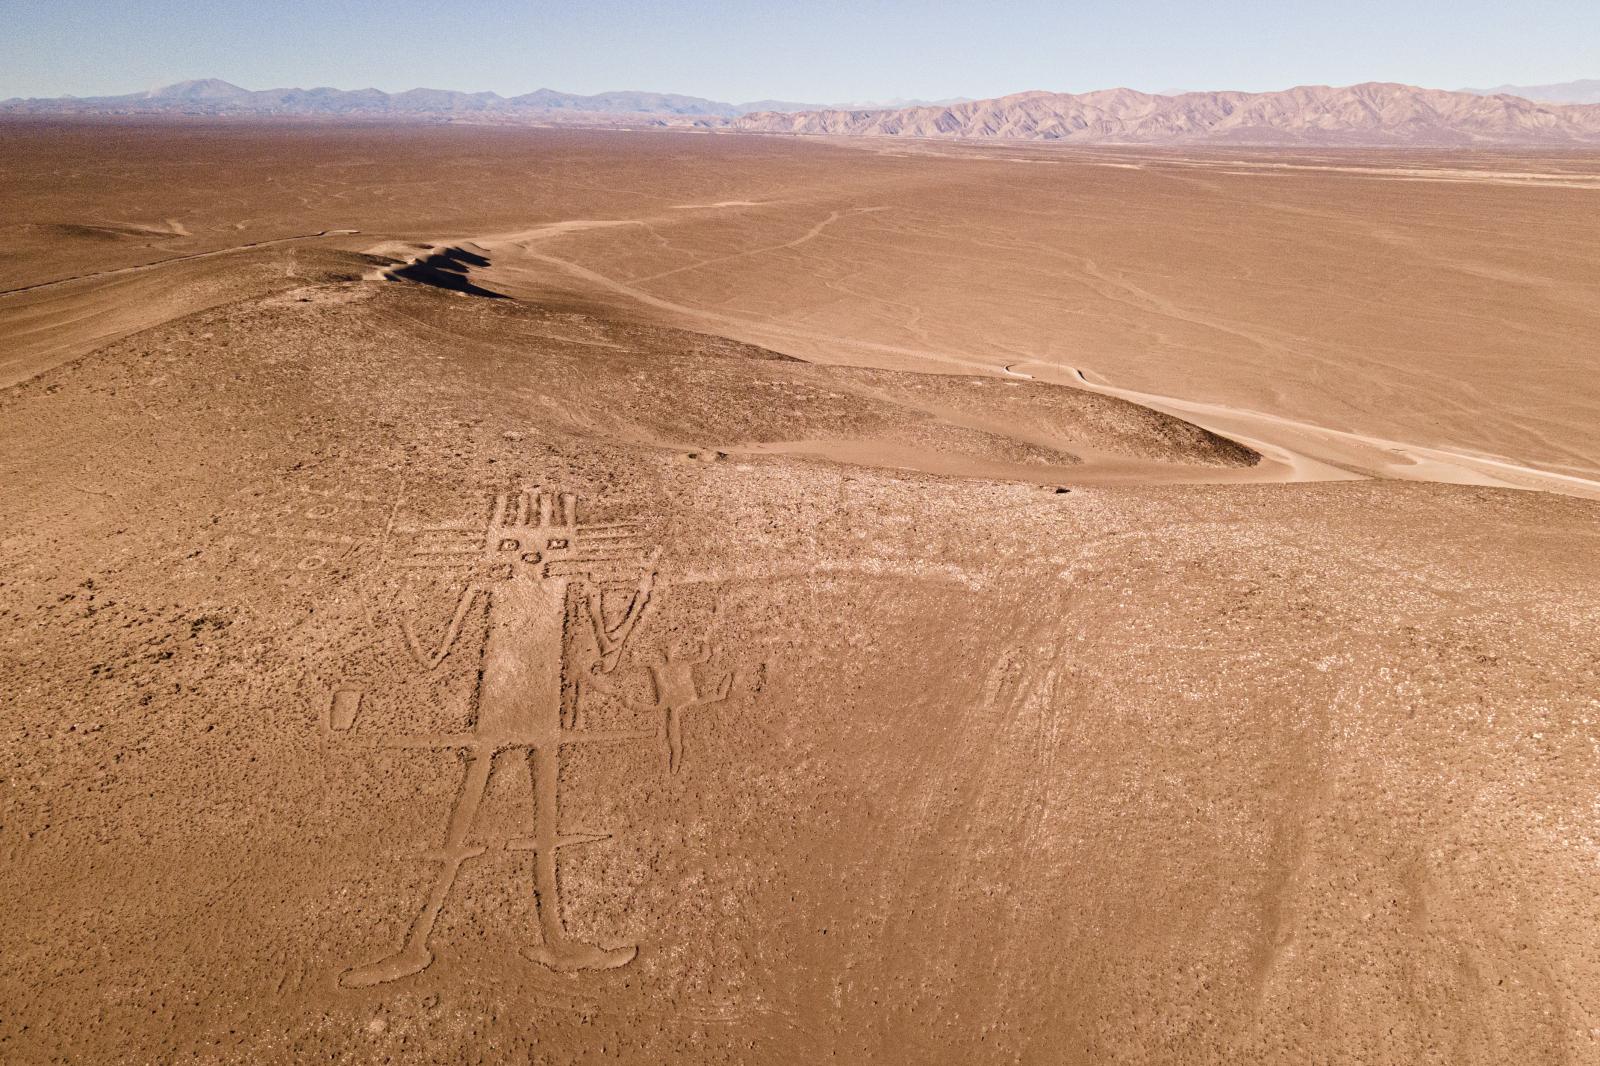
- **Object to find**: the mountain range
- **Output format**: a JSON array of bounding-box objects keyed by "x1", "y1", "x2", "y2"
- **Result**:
[
  {"x1": 734, "y1": 83, "x2": 1600, "y2": 145},
  {"x1": 7, "y1": 79, "x2": 1600, "y2": 145},
  {"x1": 0, "y1": 79, "x2": 963, "y2": 120},
  {"x1": 0, "y1": 78, "x2": 812, "y2": 118}
]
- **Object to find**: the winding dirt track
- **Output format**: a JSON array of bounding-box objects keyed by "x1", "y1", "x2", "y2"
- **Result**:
[
  {"x1": 1024, "y1": 364, "x2": 1600, "y2": 499},
  {"x1": 8, "y1": 188, "x2": 1596, "y2": 500},
  {"x1": 463, "y1": 216, "x2": 1600, "y2": 500}
]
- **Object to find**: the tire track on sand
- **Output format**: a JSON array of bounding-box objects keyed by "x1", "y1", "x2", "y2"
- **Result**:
[{"x1": 0, "y1": 229, "x2": 361, "y2": 298}]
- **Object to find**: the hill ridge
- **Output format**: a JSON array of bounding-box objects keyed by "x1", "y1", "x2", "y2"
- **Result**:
[{"x1": 733, "y1": 81, "x2": 1600, "y2": 145}]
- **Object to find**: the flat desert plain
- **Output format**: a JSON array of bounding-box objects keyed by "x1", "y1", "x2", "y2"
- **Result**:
[{"x1": 2, "y1": 120, "x2": 1599, "y2": 1064}]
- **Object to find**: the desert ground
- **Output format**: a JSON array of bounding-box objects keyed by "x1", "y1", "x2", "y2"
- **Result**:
[{"x1": 2, "y1": 119, "x2": 1599, "y2": 1063}]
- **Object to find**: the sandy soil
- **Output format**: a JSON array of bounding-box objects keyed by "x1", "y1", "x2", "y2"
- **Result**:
[{"x1": 3, "y1": 120, "x2": 1599, "y2": 1064}]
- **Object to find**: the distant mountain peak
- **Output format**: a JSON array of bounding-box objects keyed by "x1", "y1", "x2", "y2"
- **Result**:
[
  {"x1": 144, "y1": 78, "x2": 249, "y2": 100},
  {"x1": 1460, "y1": 78, "x2": 1600, "y2": 105}
]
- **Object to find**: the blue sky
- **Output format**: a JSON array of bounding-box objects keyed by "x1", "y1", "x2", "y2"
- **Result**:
[{"x1": 3, "y1": 0, "x2": 1598, "y2": 102}]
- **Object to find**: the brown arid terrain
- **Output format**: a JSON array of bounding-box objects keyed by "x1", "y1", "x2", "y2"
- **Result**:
[{"x1": 3, "y1": 119, "x2": 1600, "y2": 1064}]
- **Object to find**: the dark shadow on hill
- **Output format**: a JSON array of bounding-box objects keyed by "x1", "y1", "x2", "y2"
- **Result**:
[{"x1": 389, "y1": 246, "x2": 507, "y2": 298}]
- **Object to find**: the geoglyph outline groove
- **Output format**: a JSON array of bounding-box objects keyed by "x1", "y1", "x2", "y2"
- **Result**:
[{"x1": 332, "y1": 487, "x2": 728, "y2": 987}]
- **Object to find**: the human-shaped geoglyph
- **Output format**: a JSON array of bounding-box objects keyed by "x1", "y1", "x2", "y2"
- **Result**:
[
  {"x1": 587, "y1": 643, "x2": 733, "y2": 774},
  {"x1": 329, "y1": 487, "x2": 720, "y2": 987}
]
